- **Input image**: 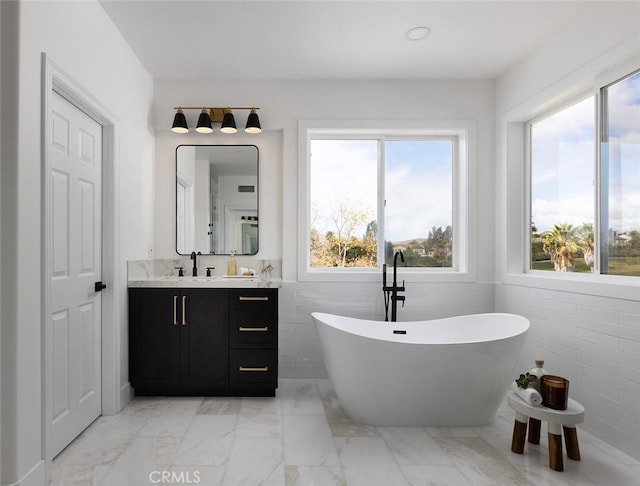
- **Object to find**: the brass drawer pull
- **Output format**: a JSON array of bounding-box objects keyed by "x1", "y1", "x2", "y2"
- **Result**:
[
  {"x1": 173, "y1": 296, "x2": 178, "y2": 325},
  {"x1": 239, "y1": 326, "x2": 269, "y2": 332},
  {"x1": 182, "y1": 295, "x2": 187, "y2": 325},
  {"x1": 239, "y1": 366, "x2": 269, "y2": 372},
  {"x1": 238, "y1": 296, "x2": 269, "y2": 302}
]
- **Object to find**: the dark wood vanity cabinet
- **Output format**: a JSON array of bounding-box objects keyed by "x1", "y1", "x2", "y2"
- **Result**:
[
  {"x1": 128, "y1": 288, "x2": 229, "y2": 395},
  {"x1": 128, "y1": 287, "x2": 278, "y2": 397}
]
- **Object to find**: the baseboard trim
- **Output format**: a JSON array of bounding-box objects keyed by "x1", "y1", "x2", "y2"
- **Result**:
[
  {"x1": 3, "y1": 460, "x2": 45, "y2": 486},
  {"x1": 118, "y1": 381, "x2": 133, "y2": 412}
]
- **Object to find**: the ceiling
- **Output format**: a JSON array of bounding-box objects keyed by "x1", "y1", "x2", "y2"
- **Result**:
[{"x1": 99, "y1": 1, "x2": 631, "y2": 81}]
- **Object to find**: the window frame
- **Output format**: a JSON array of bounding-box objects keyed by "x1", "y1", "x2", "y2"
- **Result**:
[
  {"x1": 298, "y1": 119, "x2": 475, "y2": 283},
  {"x1": 522, "y1": 67, "x2": 640, "y2": 282},
  {"x1": 524, "y1": 93, "x2": 599, "y2": 275}
]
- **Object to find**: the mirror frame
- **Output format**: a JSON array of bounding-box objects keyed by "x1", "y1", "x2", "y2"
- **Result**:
[{"x1": 175, "y1": 144, "x2": 259, "y2": 256}]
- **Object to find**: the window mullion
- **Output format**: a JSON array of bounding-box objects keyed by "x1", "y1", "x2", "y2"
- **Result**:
[
  {"x1": 597, "y1": 89, "x2": 609, "y2": 275},
  {"x1": 377, "y1": 139, "x2": 386, "y2": 267}
]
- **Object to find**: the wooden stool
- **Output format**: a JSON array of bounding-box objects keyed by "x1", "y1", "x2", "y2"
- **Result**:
[{"x1": 508, "y1": 391, "x2": 584, "y2": 471}]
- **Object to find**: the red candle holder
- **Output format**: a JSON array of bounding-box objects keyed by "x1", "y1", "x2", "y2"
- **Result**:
[{"x1": 540, "y1": 375, "x2": 569, "y2": 410}]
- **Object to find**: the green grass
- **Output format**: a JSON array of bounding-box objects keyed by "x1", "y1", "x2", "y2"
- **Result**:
[
  {"x1": 530, "y1": 260, "x2": 592, "y2": 272},
  {"x1": 607, "y1": 257, "x2": 640, "y2": 276},
  {"x1": 531, "y1": 257, "x2": 640, "y2": 276}
]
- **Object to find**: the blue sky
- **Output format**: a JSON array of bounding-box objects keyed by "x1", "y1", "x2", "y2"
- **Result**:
[
  {"x1": 385, "y1": 140, "x2": 452, "y2": 242},
  {"x1": 530, "y1": 96, "x2": 596, "y2": 233},
  {"x1": 532, "y1": 70, "x2": 640, "y2": 234},
  {"x1": 310, "y1": 139, "x2": 453, "y2": 242}
]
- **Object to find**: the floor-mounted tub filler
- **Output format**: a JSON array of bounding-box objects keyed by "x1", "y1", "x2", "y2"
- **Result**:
[{"x1": 312, "y1": 312, "x2": 530, "y2": 426}]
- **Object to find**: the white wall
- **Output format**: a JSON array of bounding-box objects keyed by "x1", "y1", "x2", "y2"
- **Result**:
[
  {"x1": 0, "y1": 1, "x2": 154, "y2": 484},
  {"x1": 154, "y1": 79, "x2": 497, "y2": 377},
  {"x1": 495, "y1": 3, "x2": 640, "y2": 460}
]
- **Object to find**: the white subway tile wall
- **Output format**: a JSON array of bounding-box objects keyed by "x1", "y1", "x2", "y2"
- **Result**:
[{"x1": 496, "y1": 283, "x2": 640, "y2": 461}]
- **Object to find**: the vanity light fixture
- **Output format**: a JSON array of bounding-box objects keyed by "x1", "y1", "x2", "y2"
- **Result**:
[
  {"x1": 220, "y1": 108, "x2": 237, "y2": 134},
  {"x1": 171, "y1": 108, "x2": 189, "y2": 133},
  {"x1": 195, "y1": 107, "x2": 213, "y2": 134},
  {"x1": 245, "y1": 108, "x2": 262, "y2": 134},
  {"x1": 171, "y1": 106, "x2": 262, "y2": 134}
]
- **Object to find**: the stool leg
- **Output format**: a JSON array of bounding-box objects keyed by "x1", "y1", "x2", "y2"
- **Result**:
[
  {"x1": 511, "y1": 412, "x2": 528, "y2": 454},
  {"x1": 528, "y1": 418, "x2": 541, "y2": 444},
  {"x1": 563, "y1": 426, "x2": 581, "y2": 461},
  {"x1": 548, "y1": 422, "x2": 564, "y2": 471}
]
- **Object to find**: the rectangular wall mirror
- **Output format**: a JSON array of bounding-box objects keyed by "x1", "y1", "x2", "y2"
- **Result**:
[{"x1": 176, "y1": 145, "x2": 258, "y2": 255}]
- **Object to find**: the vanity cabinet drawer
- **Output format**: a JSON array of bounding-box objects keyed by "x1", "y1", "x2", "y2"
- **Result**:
[
  {"x1": 229, "y1": 289, "x2": 278, "y2": 310},
  {"x1": 230, "y1": 309, "x2": 277, "y2": 347},
  {"x1": 230, "y1": 349, "x2": 278, "y2": 386}
]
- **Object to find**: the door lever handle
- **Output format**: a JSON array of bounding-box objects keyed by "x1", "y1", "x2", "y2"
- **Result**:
[{"x1": 94, "y1": 281, "x2": 107, "y2": 292}]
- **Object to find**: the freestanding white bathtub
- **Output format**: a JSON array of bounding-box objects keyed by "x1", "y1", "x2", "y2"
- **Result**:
[{"x1": 312, "y1": 312, "x2": 530, "y2": 426}]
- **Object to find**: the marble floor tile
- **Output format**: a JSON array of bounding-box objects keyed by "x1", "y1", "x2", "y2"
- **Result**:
[
  {"x1": 279, "y1": 380, "x2": 326, "y2": 416},
  {"x1": 435, "y1": 436, "x2": 532, "y2": 486},
  {"x1": 283, "y1": 414, "x2": 340, "y2": 465},
  {"x1": 322, "y1": 392, "x2": 378, "y2": 438},
  {"x1": 138, "y1": 412, "x2": 194, "y2": 437},
  {"x1": 235, "y1": 396, "x2": 282, "y2": 437},
  {"x1": 198, "y1": 396, "x2": 242, "y2": 415},
  {"x1": 53, "y1": 413, "x2": 148, "y2": 467},
  {"x1": 336, "y1": 437, "x2": 410, "y2": 486},
  {"x1": 169, "y1": 466, "x2": 225, "y2": 486},
  {"x1": 99, "y1": 436, "x2": 180, "y2": 485},
  {"x1": 378, "y1": 427, "x2": 454, "y2": 466},
  {"x1": 400, "y1": 465, "x2": 473, "y2": 486},
  {"x1": 223, "y1": 437, "x2": 284, "y2": 486},
  {"x1": 51, "y1": 379, "x2": 640, "y2": 486},
  {"x1": 49, "y1": 464, "x2": 110, "y2": 486},
  {"x1": 173, "y1": 415, "x2": 236, "y2": 466},
  {"x1": 285, "y1": 465, "x2": 347, "y2": 486}
]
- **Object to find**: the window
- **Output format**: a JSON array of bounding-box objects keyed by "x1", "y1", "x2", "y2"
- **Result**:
[
  {"x1": 310, "y1": 138, "x2": 454, "y2": 269},
  {"x1": 302, "y1": 123, "x2": 469, "y2": 277},
  {"x1": 529, "y1": 96, "x2": 596, "y2": 272},
  {"x1": 528, "y1": 69, "x2": 640, "y2": 276},
  {"x1": 601, "y1": 70, "x2": 640, "y2": 275}
]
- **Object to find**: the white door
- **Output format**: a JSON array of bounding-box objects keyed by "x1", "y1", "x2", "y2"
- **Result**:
[{"x1": 49, "y1": 91, "x2": 102, "y2": 457}]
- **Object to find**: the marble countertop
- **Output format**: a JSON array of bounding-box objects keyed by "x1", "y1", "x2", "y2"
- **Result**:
[
  {"x1": 127, "y1": 258, "x2": 281, "y2": 289},
  {"x1": 128, "y1": 276, "x2": 281, "y2": 288}
]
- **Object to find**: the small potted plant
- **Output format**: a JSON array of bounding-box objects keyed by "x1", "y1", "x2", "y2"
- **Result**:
[{"x1": 515, "y1": 372, "x2": 537, "y2": 389}]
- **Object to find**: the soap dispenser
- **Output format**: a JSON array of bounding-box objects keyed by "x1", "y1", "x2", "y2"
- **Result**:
[{"x1": 227, "y1": 251, "x2": 237, "y2": 276}]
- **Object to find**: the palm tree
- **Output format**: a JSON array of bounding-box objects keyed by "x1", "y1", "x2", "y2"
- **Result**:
[
  {"x1": 542, "y1": 224, "x2": 580, "y2": 272},
  {"x1": 577, "y1": 223, "x2": 594, "y2": 271}
]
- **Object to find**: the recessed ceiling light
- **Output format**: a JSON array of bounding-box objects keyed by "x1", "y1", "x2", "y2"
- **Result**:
[{"x1": 405, "y1": 26, "x2": 431, "y2": 41}]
